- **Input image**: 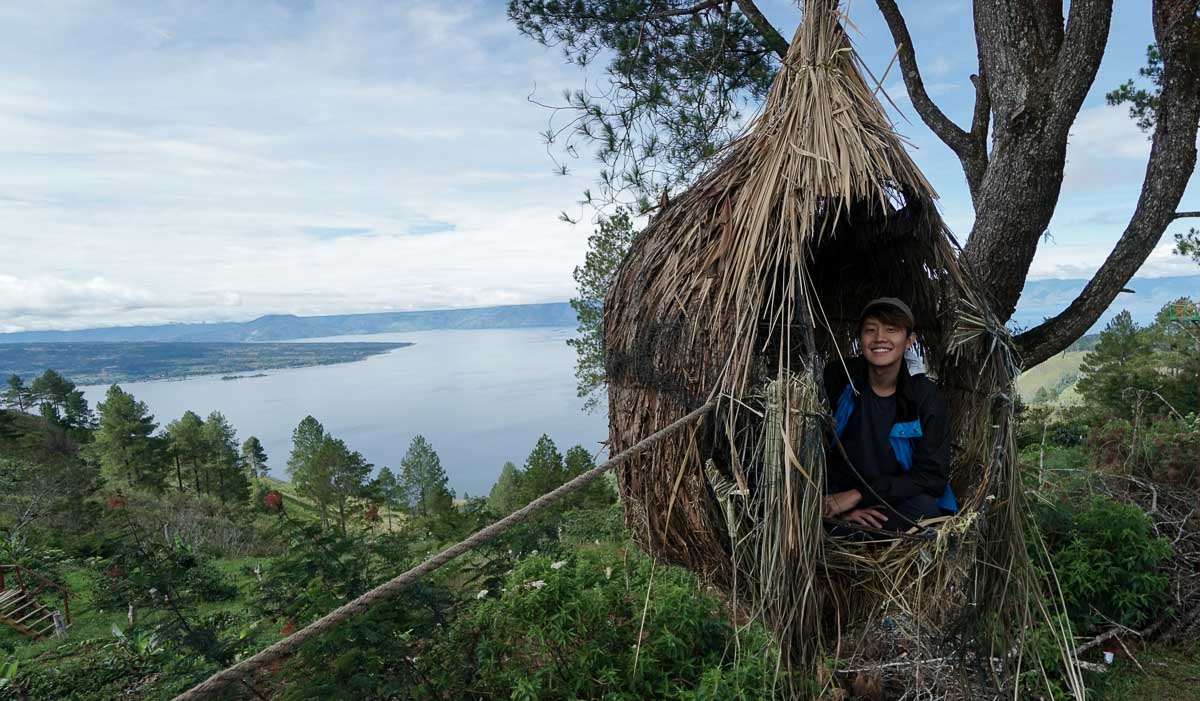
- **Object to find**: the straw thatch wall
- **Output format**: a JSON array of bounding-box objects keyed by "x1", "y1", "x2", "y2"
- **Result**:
[{"x1": 603, "y1": 2, "x2": 1074, "y2": 697}]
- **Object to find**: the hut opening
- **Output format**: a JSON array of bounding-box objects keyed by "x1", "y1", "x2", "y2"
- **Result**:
[{"x1": 603, "y1": 2, "x2": 1080, "y2": 697}]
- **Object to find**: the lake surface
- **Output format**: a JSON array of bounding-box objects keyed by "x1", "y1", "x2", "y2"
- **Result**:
[{"x1": 81, "y1": 327, "x2": 607, "y2": 497}]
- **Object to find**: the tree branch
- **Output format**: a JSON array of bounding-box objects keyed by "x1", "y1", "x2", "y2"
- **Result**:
[
  {"x1": 1015, "y1": 2, "x2": 1200, "y2": 367},
  {"x1": 875, "y1": 0, "x2": 986, "y2": 197},
  {"x1": 733, "y1": 0, "x2": 788, "y2": 60},
  {"x1": 1175, "y1": 211, "x2": 1200, "y2": 219},
  {"x1": 1051, "y1": 0, "x2": 1113, "y2": 130},
  {"x1": 646, "y1": 0, "x2": 725, "y2": 21}
]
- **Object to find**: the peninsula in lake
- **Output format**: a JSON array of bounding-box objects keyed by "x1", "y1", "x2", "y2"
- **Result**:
[{"x1": 0, "y1": 341, "x2": 410, "y2": 385}]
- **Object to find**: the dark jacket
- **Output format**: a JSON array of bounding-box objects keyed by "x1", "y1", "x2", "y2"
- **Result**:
[{"x1": 822, "y1": 356, "x2": 954, "y2": 510}]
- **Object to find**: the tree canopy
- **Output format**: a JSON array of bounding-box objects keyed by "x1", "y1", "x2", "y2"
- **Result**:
[
  {"x1": 1077, "y1": 299, "x2": 1200, "y2": 419},
  {"x1": 242, "y1": 436, "x2": 268, "y2": 482},
  {"x1": 95, "y1": 384, "x2": 161, "y2": 490},
  {"x1": 399, "y1": 435, "x2": 455, "y2": 520}
]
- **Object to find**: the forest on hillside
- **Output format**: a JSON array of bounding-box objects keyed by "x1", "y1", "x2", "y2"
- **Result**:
[{"x1": 0, "y1": 297, "x2": 1197, "y2": 699}]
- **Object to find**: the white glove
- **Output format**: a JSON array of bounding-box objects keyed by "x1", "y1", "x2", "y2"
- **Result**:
[{"x1": 904, "y1": 346, "x2": 926, "y2": 375}]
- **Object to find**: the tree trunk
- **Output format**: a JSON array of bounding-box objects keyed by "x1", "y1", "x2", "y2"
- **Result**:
[
  {"x1": 963, "y1": 128, "x2": 1071, "y2": 322},
  {"x1": 175, "y1": 455, "x2": 184, "y2": 493},
  {"x1": 876, "y1": 0, "x2": 1200, "y2": 366},
  {"x1": 1015, "y1": 2, "x2": 1200, "y2": 366}
]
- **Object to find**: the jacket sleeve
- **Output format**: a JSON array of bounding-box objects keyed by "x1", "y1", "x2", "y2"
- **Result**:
[
  {"x1": 860, "y1": 381, "x2": 951, "y2": 507},
  {"x1": 822, "y1": 362, "x2": 841, "y2": 407}
]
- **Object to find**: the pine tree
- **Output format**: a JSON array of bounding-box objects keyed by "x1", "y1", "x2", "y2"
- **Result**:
[
  {"x1": 518, "y1": 434, "x2": 564, "y2": 505},
  {"x1": 29, "y1": 370, "x2": 92, "y2": 429},
  {"x1": 30, "y1": 369, "x2": 72, "y2": 420},
  {"x1": 95, "y1": 385, "x2": 161, "y2": 489},
  {"x1": 3, "y1": 375, "x2": 31, "y2": 412},
  {"x1": 488, "y1": 461, "x2": 522, "y2": 515},
  {"x1": 1077, "y1": 311, "x2": 1160, "y2": 418},
  {"x1": 567, "y1": 209, "x2": 637, "y2": 412},
  {"x1": 166, "y1": 411, "x2": 206, "y2": 494},
  {"x1": 399, "y1": 435, "x2": 454, "y2": 520},
  {"x1": 63, "y1": 389, "x2": 94, "y2": 431},
  {"x1": 564, "y1": 444, "x2": 613, "y2": 507},
  {"x1": 1146, "y1": 297, "x2": 1200, "y2": 416},
  {"x1": 372, "y1": 466, "x2": 400, "y2": 530},
  {"x1": 324, "y1": 437, "x2": 371, "y2": 535},
  {"x1": 242, "y1": 436, "x2": 268, "y2": 485},
  {"x1": 288, "y1": 416, "x2": 332, "y2": 526},
  {"x1": 203, "y1": 411, "x2": 248, "y2": 505},
  {"x1": 288, "y1": 416, "x2": 325, "y2": 478}
]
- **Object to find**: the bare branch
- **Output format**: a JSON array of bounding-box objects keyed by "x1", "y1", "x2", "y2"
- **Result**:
[
  {"x1": 1051, "y1": 0, "x2": 1114, "y2": 129},
  {"x1": 874, "y1": 0, "x2": 987, "y2": 197},
  {"x1": 1175, "y1": 211, "x2": 1200, "y2": 219},
  {"x1": 964, "y1": 68, "x2": 990, "y2": 197},
  {"x1": 968, "y1": 70, "x2": 989, "y2": 145},
  {"x1": 645, "y1": 0, "x2": 724, "y2": 21},
  {"x1": 734, "y1": 0, "x2": 789, "y2": 60},
  {"x1": 873, "y1": 0, "x2": 969, "y2": 150}
]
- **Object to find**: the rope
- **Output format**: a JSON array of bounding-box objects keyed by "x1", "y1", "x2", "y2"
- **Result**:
[{"x1": 173, "y1": 399, "x2": 716, "y2": 700}]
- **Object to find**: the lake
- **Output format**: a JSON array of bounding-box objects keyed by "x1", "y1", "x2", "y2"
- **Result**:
[{"x1": 81, "y1": 327, "x2": 608, "y2": 497}]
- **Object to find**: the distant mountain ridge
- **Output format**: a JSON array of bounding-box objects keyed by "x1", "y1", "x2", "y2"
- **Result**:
[
  {"x1": 0, "y1": 302, "x2": 578, "y2": 343},
  {"x1": 1011, "y1": 273, "x2": 1199, "y2": 332},
  {"x1": 2, "y1": 274, "x2": 1196, "y2": 344}
]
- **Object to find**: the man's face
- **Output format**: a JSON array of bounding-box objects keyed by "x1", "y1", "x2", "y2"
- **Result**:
[{"x1": 859, "y1": 315, "x2": 913, "y2": 368}]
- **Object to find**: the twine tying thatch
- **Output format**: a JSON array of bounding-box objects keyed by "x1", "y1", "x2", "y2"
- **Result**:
[{"x1": 603, "y1": 1, "x2": 1081, "y2": 697}]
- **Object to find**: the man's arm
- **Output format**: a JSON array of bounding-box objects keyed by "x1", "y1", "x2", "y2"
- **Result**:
[
  {"x1": 859, "y1": 381, "x2": 950, "y2": 507},
  {"x1": 821, "y1": 360, "x2": 842, "y2": 405}
]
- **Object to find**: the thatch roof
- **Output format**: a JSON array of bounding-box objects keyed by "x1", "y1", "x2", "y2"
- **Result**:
[{"x1": 603, "y1": 1, "x2": 1079, "y2": 697}]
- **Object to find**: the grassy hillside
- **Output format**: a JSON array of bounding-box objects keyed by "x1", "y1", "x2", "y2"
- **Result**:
[{"x1": 1018, "y1": 351, "x2": 1086, "y2": 404}]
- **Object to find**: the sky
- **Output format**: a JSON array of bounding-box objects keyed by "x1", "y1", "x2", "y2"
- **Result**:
[{"x1": 0, "y1": 0, "x2": 1196, "y2": 332}]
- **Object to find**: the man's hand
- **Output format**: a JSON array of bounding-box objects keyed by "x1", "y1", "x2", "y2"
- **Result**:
[
  {"x1": 822, "y1": 489, "x2": 862, "y2": 518},
  {"x1": 843, "y1": 506, "x2": 890, "y2": 530}
]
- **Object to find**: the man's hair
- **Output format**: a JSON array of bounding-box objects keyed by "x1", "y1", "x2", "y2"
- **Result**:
[{"x1": 858, "y1": 305, "x2": 914, "y2": 336}]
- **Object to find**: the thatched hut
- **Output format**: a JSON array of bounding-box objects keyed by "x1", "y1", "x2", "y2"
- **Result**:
[{"x1": 604, "y1": 2, "x2": 1076, "y2": 696}]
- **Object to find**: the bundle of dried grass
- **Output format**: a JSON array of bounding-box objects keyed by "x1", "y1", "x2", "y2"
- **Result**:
[{"x1": 603, "y1": 1, "x2": 1080, "y2": 697}]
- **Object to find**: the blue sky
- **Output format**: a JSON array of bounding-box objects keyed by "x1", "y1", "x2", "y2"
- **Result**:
[{"x1": 0, "y1": 0, "x2": 1195, "y2": 332}]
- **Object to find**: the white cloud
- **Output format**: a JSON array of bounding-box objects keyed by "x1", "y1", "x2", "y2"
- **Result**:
[
  {"x1": 0, "y1": 0, "x2": 600, "y2": 332},
  {"x1": 0, "y1": 275, "x2": 244, "y2": 333},
  {"x1": 1069, "y1": 106, "x2": 1153, "y2": 159},
  {"x1": 1062, "y1": 106, "x2": 1155, "y2": 191},
  {"x1": 1027, "y1": 239, "x2": 1199, "y2": 281}
]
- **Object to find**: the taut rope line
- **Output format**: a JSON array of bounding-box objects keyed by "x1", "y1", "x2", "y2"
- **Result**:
[{"x1": 173, "y1": 399, "x2": 716, "y2": 700}]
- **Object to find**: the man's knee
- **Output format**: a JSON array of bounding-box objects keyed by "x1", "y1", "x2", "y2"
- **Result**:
[
  {"x1": 898, "y1": 493, "x2": 941, "y2": 520},
  {"x1": 880, "y1": 493, "x2": 941, "y2": 530}
]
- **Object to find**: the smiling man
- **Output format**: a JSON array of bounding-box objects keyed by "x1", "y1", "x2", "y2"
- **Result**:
[{"x1": 820, "y1": 297, "x2": 956, "y2": 532}]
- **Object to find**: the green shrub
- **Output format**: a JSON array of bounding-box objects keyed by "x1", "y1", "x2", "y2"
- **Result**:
[
  {"x1": 413, "y1": 543, "x2": 779, "y2": 700},
  {"x1": 273, "y1": 582, "x2": 456, "y2": 701},
  {"x1": 557, "y1": 502, "x2": 625, "y2": 544},
  {"x1": 1033, "y1": 494, "x2": 1172, "y2": 631},
  {"x1": 1016, "y1": 403, "x2": 1100, "y2": 451}
]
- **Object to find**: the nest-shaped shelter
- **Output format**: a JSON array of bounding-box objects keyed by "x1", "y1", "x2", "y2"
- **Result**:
[{"x1": 604, "y1": 2, "x2": 1077, "y2": 697}]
